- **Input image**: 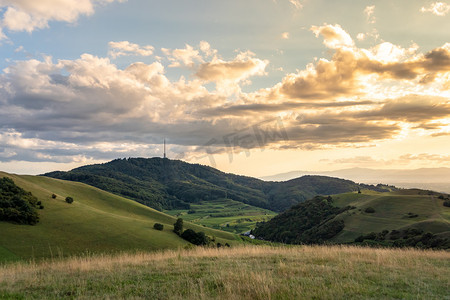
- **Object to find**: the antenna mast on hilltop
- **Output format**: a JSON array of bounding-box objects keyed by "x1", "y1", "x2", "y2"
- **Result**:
[{"x1": 163, "y1": 138, "x2": 166, "y2": 159}]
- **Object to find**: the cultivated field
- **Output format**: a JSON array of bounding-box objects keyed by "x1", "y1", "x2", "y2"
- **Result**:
[
  {"x1": 165, "y1": 198, "x2": 276, "y2": 233},
  {"x1": 0, "y1": 245, "x2": 449, "y2": 299}
]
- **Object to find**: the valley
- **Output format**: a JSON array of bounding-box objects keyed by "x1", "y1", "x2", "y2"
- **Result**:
[
  {"x1": 1, "y1": 158, "x2": 449, "y2": 263},
  {"x1": 164, "y1": 198, "x2": 276, "y2": 234}
]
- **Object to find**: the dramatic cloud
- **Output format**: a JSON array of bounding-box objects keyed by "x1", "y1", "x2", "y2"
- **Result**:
[
  {"x1": 421, "y1": 2, "x2": 450, "y2": 16},
  {"x1": 1, "y1": 24, "x2": 449, "y2": 165},
  {"x1": 108, "y1": 41, "x2": 154, "y2": 58},
  {"x1": 274, "y1": 25, "x2": 450, "y2": 100},
  {"x1": 0, "y1": 0, "x2": 124, "y2": 37},
  {"x1": 0, "y1": 44, "x2": 271, "y2": 162},
  {"x1": 356, "y1": 95, "x2": 450, "y2": 123}
]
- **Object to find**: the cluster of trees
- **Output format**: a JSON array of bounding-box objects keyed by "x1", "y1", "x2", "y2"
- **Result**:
[
  {"x1": 253, "y1": 196, "x2": 352, "y2": 244},
  {"x1": 181, "y1": 229, "x2": 211, "y2": 246},
  {"x1": 0, "y1": 177, "x2": 41, "y2": 225},
  {"x1": 173, "y1": 218, "x2": 212, "y2": 246},
  {"x1": 354, "y1": 228, "x2": 448, "y2": 249}
]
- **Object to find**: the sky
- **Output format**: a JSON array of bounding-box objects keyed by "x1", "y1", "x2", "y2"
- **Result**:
[{"x1": 0, "y1": 0, "x2": 449, "y2": 177}]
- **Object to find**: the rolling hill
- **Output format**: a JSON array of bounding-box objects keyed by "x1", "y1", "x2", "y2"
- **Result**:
[
  {"x1": 43, "y1": 157, "x2": 395, "y2": 234},
  {"x1": 0, "y1": 171, "x2": 238, "y2": 262},
  {"x1": 253, "y1": 189, "x2": 450, "y2": 248},
  {"x1": 44, "y1": 157, "x2": 390, "y2": 213}
]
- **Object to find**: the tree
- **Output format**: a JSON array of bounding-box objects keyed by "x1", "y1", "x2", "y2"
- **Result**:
[
  {"x1": 65, "y1": 196, "x2": 74, "y2": 204},
  {"x1": 153, "y1": 223, "x2": 164, "y2": 230},
  {"x1": 51, "y1": 194, "x2": 57, "y2": 199},
  {"x1": 173, "y1": 218, "x2": 183, "y2": 235}
]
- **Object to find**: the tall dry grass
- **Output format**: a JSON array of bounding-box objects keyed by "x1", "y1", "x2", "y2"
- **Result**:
[{"x1": 1, "y1": 245, "x2": 449, "y2": 299}]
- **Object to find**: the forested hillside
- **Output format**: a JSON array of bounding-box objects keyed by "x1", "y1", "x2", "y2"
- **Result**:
[
  {"x1": 44, "y1": 157, "x2": 388, "y2": 212},
  {"x1": 253, "y1": 196, "x2": 351, "y2": 244}
]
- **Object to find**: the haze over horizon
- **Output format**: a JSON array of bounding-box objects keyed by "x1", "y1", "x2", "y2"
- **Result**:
[{"x1": 0, "y1": 0, "x2": 449, "y2": 177}]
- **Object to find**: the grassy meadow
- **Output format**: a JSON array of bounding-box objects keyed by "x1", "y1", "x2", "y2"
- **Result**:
[
  {"x1": 0, "y1": 245, "x2": 449, "y2": 299},
  {"x1": 0, "y1": 172, "x2": 238, "y2": 262}
]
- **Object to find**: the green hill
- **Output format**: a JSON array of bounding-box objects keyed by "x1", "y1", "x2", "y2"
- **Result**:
[
  {"x1": 0, "y1": 171, "x2": 238, "y2": 262},
  {"x1": 254, "y1": 189, "x2": 450, "y2": 248},
  {"x1": 45, "y1": 158, "x2": 270, "y2": 211},
  {"x1": 44, "y1": 157, "x2": 389, "y2": 213}
]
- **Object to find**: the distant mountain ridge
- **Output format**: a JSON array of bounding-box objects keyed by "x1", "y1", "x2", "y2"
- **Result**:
[
  {"x1": 260, "y1": 167, "x2": 450, "y2": 193},
  {"x1": 44, "y1": 157, "x2": 391, "y2": 212}
]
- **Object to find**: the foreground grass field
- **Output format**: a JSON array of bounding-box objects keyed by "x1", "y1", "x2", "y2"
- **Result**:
[
  {"x1": 0, "y1": 172, "x2": 238, "y2": 262},
  {"x1": 0, "y1": 245, "x2": 448, "y2": 299}
]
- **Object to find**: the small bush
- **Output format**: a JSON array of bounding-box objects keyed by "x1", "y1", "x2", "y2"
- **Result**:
[
  {"x1": 153, "y1": 223, "x2": 164, "y2": 230},
  {"x1": 39, "y1": 205, "x2": 44, "y2": 209},
  {"x1": 51, "y1": 194, "x2": 57, "y2": 199},
  {"x1": 65, "y1": 197, "x2": 74, "y2": 204},
  {"x1": 443, "y1": 201, "x2": 450, "y2": 207},
  {"x1": 364, "y1": 207, "x2": 375, "y2": 213}
]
